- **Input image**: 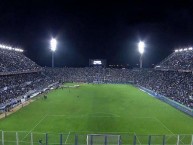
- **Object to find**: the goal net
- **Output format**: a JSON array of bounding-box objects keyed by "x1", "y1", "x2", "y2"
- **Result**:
[{"x1": 87, "y1": 134, "x2": 121, "y2": 145}]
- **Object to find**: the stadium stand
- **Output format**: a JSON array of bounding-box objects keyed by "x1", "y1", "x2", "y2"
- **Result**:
[
  {"x1": 133, "y1": 69, "x2": 193, "y2": 109},
  {"x1": 0, "y1": 48, "x2": 40, "y2": 74},
  {"x1": 0, "y1": 73, "x2": 55, "y2": 105},
  {"x1": 155, "y1": 49, "x2": 193, "y2": 71},
  {"x1": 0, "y1": 48, "x2": 57, "y2": 111}
]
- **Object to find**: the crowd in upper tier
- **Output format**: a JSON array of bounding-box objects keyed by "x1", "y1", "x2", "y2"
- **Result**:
[
  {"x1": 1, "y1": 48, "x2": 193, "y2": 110},
  {"x1": 0, "y1": 49, "x2": 40, "y2": 73},
  {"x1": 155, "y1": 50, "x2": 193, "y2": 71}
]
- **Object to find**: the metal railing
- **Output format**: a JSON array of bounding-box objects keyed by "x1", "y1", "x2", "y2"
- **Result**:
[{"x1": 1, "y1": 131, "x2": 193, "y2": 145}]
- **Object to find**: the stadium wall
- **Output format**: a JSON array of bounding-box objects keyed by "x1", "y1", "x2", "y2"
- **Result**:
[{"x1": 136, "y1": 85, "x2": 193, "y2": 117}]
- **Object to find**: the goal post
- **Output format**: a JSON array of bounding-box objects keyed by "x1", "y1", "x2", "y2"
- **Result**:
[{"x1": 87, "y1": 134, "x2": 121, "y2": 145}]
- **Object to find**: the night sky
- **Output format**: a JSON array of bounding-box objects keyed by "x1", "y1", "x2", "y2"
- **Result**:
[{"x1": 0, "y1": 0, "x2": 193, "y2": 68}]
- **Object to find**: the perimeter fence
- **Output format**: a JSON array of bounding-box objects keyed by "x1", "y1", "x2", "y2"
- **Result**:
[{"x1": 0, "y1": 131, "x2": 193, "y2": 145}]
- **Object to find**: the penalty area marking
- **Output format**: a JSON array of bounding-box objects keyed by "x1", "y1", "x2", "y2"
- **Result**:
[
  {"x1": 69, "y1": 130, "x2": 135, "y2": 134},
  {"x1": 134, "y1": 132, "x2": 142, "y2": 145},
  {"x1": 87, "y1": 112, "x2": 120, "y2": 117},
  {"x1": 129, "y1": 116, "x2": 175, "y2": 135},
  {"x1": 21, "y1": 114, "x2": 48, "y2": 140},
  {"x1": 47, "y1": 113, "x2": 120, "y2": 118},
  {"x1": 65, "y1": 131, "x2": 71, "y2": 144},
  {"x1": 153, "y1": 117, "x2": 186, "y2": 145},
  {"x1": 154, "y1": 117, "x2": 174, "y2": 134}
]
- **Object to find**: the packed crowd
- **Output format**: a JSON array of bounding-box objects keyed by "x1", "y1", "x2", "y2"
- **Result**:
[
  {"x1": 0, "y1": 49, "x2": 40, "y2": 73},
  {"x1": 132, "y1": 70, "x2": 193, "y2": 109},
  {"x1": 44, "y1": 67, "x2": 132, "y2": 83},
  {"x1": 1, "y1": 67, "x2": 193, "y2": 109},
  {"x1": 0, "y1": 72, "x2": 56, "y2": 107},
  {"x1": 44, "y1": 67, "x2": 193, "y2": 109},
  {"x1": 155, "y1": 50, "x2": 193, "y2": 71}
]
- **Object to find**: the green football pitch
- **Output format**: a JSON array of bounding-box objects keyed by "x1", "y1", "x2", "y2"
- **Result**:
[{"x1": 0, "y1": 83, "x2": 193, "y2": 141}]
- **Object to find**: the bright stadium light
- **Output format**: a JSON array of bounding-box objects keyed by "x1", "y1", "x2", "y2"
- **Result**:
[
  {"x1": 138, "y1": 41, "x2": 145, "y2": 54},
  {"x1": 175, "y1": 49, "x2": 179, "y2": 52},
  {"x1": 184, "y1": 48, "x2": 188, "y2": 51},
  {"x1": 50, "y1": 38, "x2": 57, "y2": 52},
  {"x1": 138, "y1": 41, "x2": 145, "y2": 68},
  {"x1": 189, "y1": 47, "x2": 193, "y2": 50},
  {"x1": 179, "y1": 49, "x2": 183, "y2": 52},
  {"x1": 50, "y1": 38, "x2": 57, "y2": 68}
]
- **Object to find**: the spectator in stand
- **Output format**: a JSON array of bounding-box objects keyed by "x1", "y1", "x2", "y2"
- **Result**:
[
  {"x1": 0, "y1": 48, "x2": 40, "y2": 73},
  {"x1": 155, "y1": 49, "x2": 193, "y2": 71}
]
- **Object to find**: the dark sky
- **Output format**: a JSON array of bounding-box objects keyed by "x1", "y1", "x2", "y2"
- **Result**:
[{"x1": 0, "y1": 0, "x2": 193, "y2": 67}]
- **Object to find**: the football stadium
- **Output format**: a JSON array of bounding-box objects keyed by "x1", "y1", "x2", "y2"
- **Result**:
[
  {"x1": 1, "y1": 1, "x2": 193, "y2": 145},
  {"x1": 0, "y1": 44, "x2": 193, "y2": 145}
]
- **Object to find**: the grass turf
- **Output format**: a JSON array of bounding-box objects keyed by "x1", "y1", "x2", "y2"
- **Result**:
[{"x1": 0, "y1": 83, "x2": 193, "y2": 137}]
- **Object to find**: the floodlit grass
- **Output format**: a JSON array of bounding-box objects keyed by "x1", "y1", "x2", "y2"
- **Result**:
[{"x1": 0, "y1": 83, "x2": 193, "y2": 137}]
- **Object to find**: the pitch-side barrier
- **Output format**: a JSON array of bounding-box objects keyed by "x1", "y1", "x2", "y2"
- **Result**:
[{"x1": 1, "y1": 131, "x2": 193, "y2": 145}]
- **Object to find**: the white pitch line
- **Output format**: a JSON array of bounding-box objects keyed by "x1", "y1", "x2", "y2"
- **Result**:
[
  {"x1": 87, "y1": 116, "x2": 120, "y2": 118},
  {"x1": 48, "y1": 115, "x2": 78, "y2": 117},
  {"x1": 153, "y1": 117, "x2": 186, "y2": 145},
  {"x1": 88, "y1": 112, "x2": 120, "y2": 117},
  {"x1": 22, "y1": 114, "x2": 48, "y2": 140},
  {"x1": 48, "y1": 114, "x2": 120, "y2": 118},
  {"x1": 154, "y1": 117, "x2": 174, "y2": 134},
  {"x1": 134, "y1": 132, "x2": 141, "y2": 145},
  {"x1": 132, "y1": 117, "x2": 156, "y2": 119},
  {"x1": 65, "y1": 131, "x2": 71, "y2": 144},
  {"x1": 70, "y1": 130, "x2": 134, "y2": 134}
]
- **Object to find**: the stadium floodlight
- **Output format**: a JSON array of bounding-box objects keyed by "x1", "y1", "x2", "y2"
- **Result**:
[
  {"x1": 189, "y1": 47, "x2": 193, "y2": 50},
  {"x1": 50, "y1": 38, "x2": 57, "y2": 68},
  {"x1": 50, "y1": 38, "x2": 57, "y2": 52},
  {"x1": 184, "y1": 48, "x2": 188, "y2": 51},
  {"x1": 138, "y1": 41, "x2": 145, "y2": 54},
  {"x1": 179, "y1": 49, "x2": 183, "y2": 52},
  {"x1": 175, "y1": 49, "x2": 179, "y2": 52},
  {"x1": 138, "y1": 41, "x2": 145, "y2": 68}
]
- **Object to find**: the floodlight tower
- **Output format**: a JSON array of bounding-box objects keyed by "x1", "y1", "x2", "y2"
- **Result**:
[
  {"x1": 50, "y1": 38, "x2": 57, "y2": 68},
  {"x1": 138, "y1": 41, "x2": 145, "y2": 68}
]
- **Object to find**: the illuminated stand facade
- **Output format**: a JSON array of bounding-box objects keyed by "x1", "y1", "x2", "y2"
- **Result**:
[
  {"x1": 0, "y1": 44, "x2": 23, "y2": 52},
  {"x1": 174, "y1": 47, "x2": 193, "y2": 52}
]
